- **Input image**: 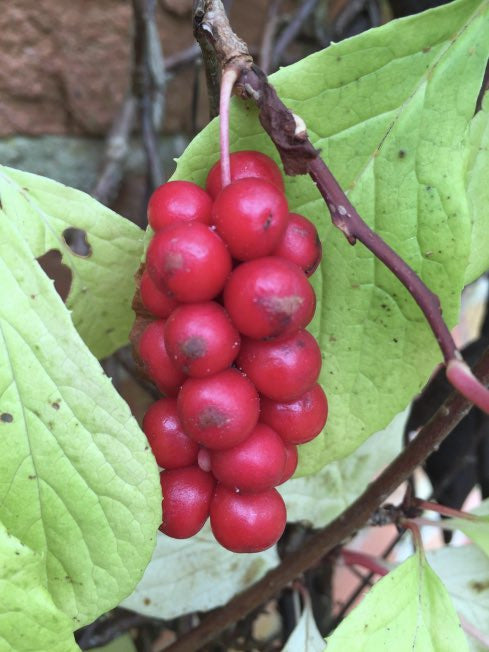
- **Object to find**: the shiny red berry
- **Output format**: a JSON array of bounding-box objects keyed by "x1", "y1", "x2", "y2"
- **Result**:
[
  {"x1": 278, "y1": 442, "x2": 298, "y2": 485},
  {"x1": 138, "y1": 320, "x2": 186, "y2": 396},
  {"x1": 206, "y1": 150, "x2": 285, "y2": 199},
  {"x1": 147, "y1": 180, "x2": 212, "y2": 231},
  {"x1": 237, "y1": 330, "x2": 322, "y2": 401},
  {"x1": 210, "y1": 423, "x2": 287, "y2": 492},
  {"x1": 212, "y1": 178, "x2": 288, "y2": 261},
  {"x1": 143, "y1": 398, "x2": 198, "y2": 469},
  {"x1": 146, "y1": 222, "x2": 232, "y2": 303},
  {"x1": 178, "y1": 368, "x2": 259, "y2": 450},
  {"x1": 223, "y1": 257, "x2": 316, "y2": 340},
  {"x1": 159, "y1": 467, "x2": 215, "y2": 538},
  {"x1": 260, "y1": 383, "x2": 328, "y2": 444},
  {"x1": 164, "y1": 302, "x2": 240, "y2": 377},
  {"x1": 210, "y1": 485, "x2": 287, "y2": 552},
  {"x1": 274, "y1": 213, "x2": 322, "y2": 276},
  {"x1": 140, "y1": 270, "x2": 179, "y2": 319}
]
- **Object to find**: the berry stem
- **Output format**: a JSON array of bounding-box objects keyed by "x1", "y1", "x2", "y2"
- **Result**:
[
  {"x1": 414, "y1": 498, "x2": 477, "y2": 521},
  {"x1": 219, "y1": 66, "x2": 240, "y2": 188},
  {"x1": 341, "y1": 549, "x2": 390, "y2": 577}
]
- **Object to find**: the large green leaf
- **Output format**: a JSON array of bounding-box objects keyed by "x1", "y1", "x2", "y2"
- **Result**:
[
  {"x1": 170, "y1": 0, "x2": 489, "y2": 474},
  {"x1": 326, "y1": 550, "x2": 469, "y2": 651},
  {"x1": 0, "y1": 524, "x2": 79, "y2": 652},
  {"x1": 0, "y1": 214, "x2": 161, "y2": 629},
  {"x1": 0, "y1": 166, "x2": 144, "y2": 359}
]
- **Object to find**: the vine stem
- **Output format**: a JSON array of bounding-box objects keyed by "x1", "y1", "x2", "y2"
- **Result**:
[{"x1": 193, "y1": 0, "x2": 489, "y2": 415}]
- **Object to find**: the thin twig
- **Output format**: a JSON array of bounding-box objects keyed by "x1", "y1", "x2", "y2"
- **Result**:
[
  {"x1": 92, "y1": 96, "x2": 137, "y2": 205},
  {"x1": 260, "y1": 0, "x2": 284, "y2": 75},
  {"x1": 165, "y1": 347, "x2": 489, "y2": 651},
  {"x1": 271, "y1": 0, "x2": 320, "y2": 69},
  {"x1": 132, "y1": 0, "x2": 164, "y2": 190}
]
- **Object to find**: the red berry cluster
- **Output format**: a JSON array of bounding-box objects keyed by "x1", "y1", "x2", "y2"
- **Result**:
[{"x1": 133, "y1": 150, "x2": 328, "y2": 553}]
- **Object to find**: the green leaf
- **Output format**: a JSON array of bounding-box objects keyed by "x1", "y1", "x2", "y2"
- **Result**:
[
  {"x1": 427, "y1": 545, "x2": 489, "y2": 650},
  {"x1": 282, "y1": 596, "x2": 324, "y2": 652},
  {"x1": 464, "y1": 92, "x2": 489, "y2": 283},
  {"x1": 0, "y1": 523, "x2": 79, "y2": 652},
  {"x1": 170, "y1": 0, "x2": 489, "y2": 473},
  {"x1": 0, "y1": 166, "x2": 144, "y2": 359},
  {"x1": 443, "y1": 499, "x2": 489, "y2": 558},
  {"x1": 0, "y1": 214, "x2": 161, "y2": 629},
  {"x1": 281, "y1": 408, "x2": 405, "y2": 513},
  {"x1": 122, "y1": 526, "x2": 279, "y2": 619},
  {"x1": 326, "y1": 550, "x2": 469, "y2": 651}
]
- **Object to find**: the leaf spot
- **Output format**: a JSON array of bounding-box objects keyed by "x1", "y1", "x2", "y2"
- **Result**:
[
  {"x1": 36, "y1": 250, "x2": 73, "y2": 303},
  {"x1": 62, "y1": 227, "x2": 92, "y2": 257},
  {"x1": 0, "y1": 412, "x2": 13, "y2": 423}
]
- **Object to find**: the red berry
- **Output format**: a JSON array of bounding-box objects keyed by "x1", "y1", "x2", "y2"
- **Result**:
[
  {"x1": 143, "y1": 398, "x2": 198, "y2": 468},
  {"x1": 274, "y1": 213, "x2": 322, "y2": 276},
  {"x1": 138, "y1": 320, "x2": 186, "y2": 396},
  {"x1": 146, "y1": 222, "x2": 232, "y2": 303},
  {"x1": 278, "y1": 442, "x2": 298, "y2": 485},
  {"x1": 237, "y1": 330, "x2": 322, "y2": 401},
  {"x1": 210, "y1": 423, "x2": 287, "y2": 492},
  {"x1": 147, "y1": 180, "x2": 212, "y2": 231},
  {"x1": 164, "y1": 302, "x2": 240, "y2": 377},
  {"x1": 197, "y1": 447, "x2": 212, "y2": 472},
  {"x1": 223, "y1": 257, "x2": 316, "y2": 340},
  {"x1": 178, "y1": 369, "x2": 259, "y2": 450},
  {"x1": 159, "y1": 467, "x2": 215, "y2": 538},
  {"x1": 212, "y1": 178, "x2": 288, "y2": 261},
  {"x1": 140, "y1": 270, "x2": 179, "y2": 318},
  {"x1": 260, "y1": 383, "x2": 328, "y2": 444},
  {"x1": 210, "y1": 485, "x2": 287, "y2": 552},
  {"x1": 206, "y1": 150, "x2": 285, "y2": 199}
]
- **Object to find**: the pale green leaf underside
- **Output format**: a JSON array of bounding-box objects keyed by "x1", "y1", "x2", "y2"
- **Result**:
[
  {"x1": 282, "y1": 598, "x2": 324, "y2": 652},
  {"x1": 122, "y1": 526, "x2": 279, "y2": 619},
  {"x1": 326, "y1": 551, "x2": 468, "y2": 651},
  {"x1": 0, "y1": 166, "x2": 144, "y2": 359},
  {"x1": 0, "y1": 215, "x2": 161, "y2": 628},
  {"x1": 171, "y1": 0, "x2": 489, "y2": 474},
  {"x1": 0, "y1": 524, "x2": 79, "y2": 652},
  {"x1": 427, "y1": 545, "x2": 489, "y2": 648},
  {"x1": 444, "y1": 498, "x2": 489, "y2": 559},
  {"x1": 280, "y1": 408, "x2": 405, "y2": 525}
]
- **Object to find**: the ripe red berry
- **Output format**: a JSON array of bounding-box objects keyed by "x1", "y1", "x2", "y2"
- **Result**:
[
  {"x1": 260, "y1": 383, "x2": 328, "y2": 444},
  {"x1": 210, "y1": 485, "x2": 287, "y2": 552},
  {"x1": 147, "y1": 180, "x2": 212, "y2": 231},
  {"x1": 143, "y1": 398, "x2": 198, "y2": 468},
  {"x1": 237, "y1": 330, "x2": 322, "y2": 401},
  {"x1": 178, "y1": 368, "x2": 259, "y2": 450},
  {"x1": 206, "y1": 150, "x2": 285, "y2": 199},
  {"x1": 138, "y1": 320, "x2": 186, "y2": 396},
  {"x1": 210, "y1": 423, "x2": 287, "y2": 492},
  {"x1": 140, "y1": 270, "x2": 179, "y2": 319},
  {"x1": 278, "y1": 442, "x2": 298, "y2": 485},
  {"x1": 159, "y1": 467, "x2": 215, "y2": 538},
  {"x1": 164, "y1": 302, "x2": 240, "y2": 377},
  {"x1": 146, "y1": 222, "x2": 232, "y2": 303},
  {"x1": 212, "y1": 178, "x2": 288, "y2": 261},
  {"x1": 223, "y1": 257, "x2": 316, "y2": 340},
  {"x1": 273, "y1": 213, "x2": 322, "y2": 276}
]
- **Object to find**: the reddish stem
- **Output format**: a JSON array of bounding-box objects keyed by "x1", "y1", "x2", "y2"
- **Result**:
[
  {"x1": 219, "y1": 67, "x2": 239, "y2": 188},
  {"x1": 341, "y1": 549, "x2": 390, "y2": 577},
  {"x1": 401, "y1": 520, "x2": 423, "y2": 550},
  {"x1": 415, "y1": 499, "x2": 477, "y2": 521},
  {"x1": 446, "y1": 359, "x2": 489, "y2": 414}
]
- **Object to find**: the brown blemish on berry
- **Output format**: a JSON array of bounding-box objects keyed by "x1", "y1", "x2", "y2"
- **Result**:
[
  {"x1": 263, "y1": 214, "x2": 273, "y2": 230},
  {"x1": 198, "y1": 407, "x2": 229, "y2": 429},
  {"x1": 164, "y1": 252, "x2": 184, "y2": 276},
  {"x1": 181, "y1": 337, "x2": 206, "y2": 360}
]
